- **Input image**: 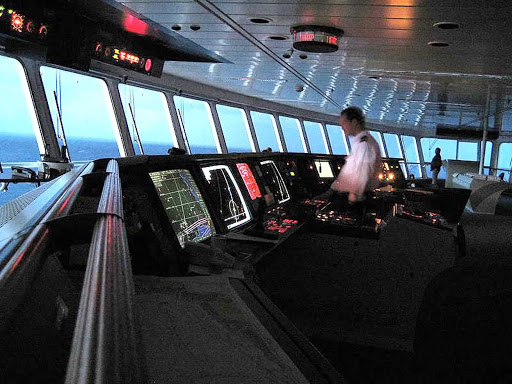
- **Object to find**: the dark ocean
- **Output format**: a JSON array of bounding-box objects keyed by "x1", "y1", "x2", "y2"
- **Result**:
[{"x1": 0, "y1": 135, "x2": 219, "y2": 207}]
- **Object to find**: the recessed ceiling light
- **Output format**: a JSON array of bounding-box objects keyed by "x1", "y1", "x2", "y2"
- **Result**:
[
  {"x1": 190, "y1": 25, "x2": 201, "y2": 31},
  {"x1": 433, "y1": 21, "x2": 460, "y2": 30},
  {"x1": 428, "y1": 41, "x2": 451, "y2": 47},
  {"x1": 171, "y1": 25, "x2": 181, "y2": 31},
  {"x1": 268, "y1": 35, "x2": 288, "y2": 41},
  {"x1": 249, "y1": 17, "x2": 272, "y2": 24}
]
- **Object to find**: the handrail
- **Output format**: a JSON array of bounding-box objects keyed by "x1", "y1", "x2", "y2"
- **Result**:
[
  {"x1": 0, "y1": 163, "x2": 94, "y2": 333},
  {"x1": 65, "y1": 159, "x2": 143, "y2": 384}
]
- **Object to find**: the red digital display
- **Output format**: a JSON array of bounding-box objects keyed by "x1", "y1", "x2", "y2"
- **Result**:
[
  {"x1": 296, "y1": 30, "x2": 338, "y2": 45},
  {"x1": 236, "y1": 163, "x2": 262, "y2": 200},
  {"x1": 95, "y1": 42, "x2": 156, "y2": 75}
]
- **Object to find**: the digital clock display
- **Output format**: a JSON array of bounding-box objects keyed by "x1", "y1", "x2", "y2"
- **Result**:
[{"x1": 94, "y1": 42, "x2": 156, "y2": 75}]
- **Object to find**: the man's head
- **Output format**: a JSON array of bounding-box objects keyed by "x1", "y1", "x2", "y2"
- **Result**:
[
  {"x1": 340, "y1": 106, "x2": 365, "y2": 136},
  {"x1": 435, "y1": 147, "x2": 441, "y2": 155}
]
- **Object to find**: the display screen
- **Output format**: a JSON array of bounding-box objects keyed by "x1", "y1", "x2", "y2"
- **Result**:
[
  {"x1": 150, "y1": 169, "x2": 215, "y2": 247},
  {"x1": 259, "y1": 160, "x2": 290, "y2": 204},
  {"x1": 236, "y1": 163, "x2": 262, "y2": 200},
  {"x1": 314, "y1": 160, "x2": 334, "y2": 178},
  {"x1": 202, "y1": 165, "x2": 252, "y2": 229}
]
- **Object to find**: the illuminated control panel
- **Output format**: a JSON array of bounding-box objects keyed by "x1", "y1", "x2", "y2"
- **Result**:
[
  {"x1": 0, "y1": 5, "x2": 49, "y2": 43},
  {"x1": 265, "y1": 218, "x2": 299, "y2": 234},
  {"x1": 395, "y1": 204, "x2": 448, "y2": 229},
  {"x1": 93, "y1": 41, "x2": 164, "y2": 77}
]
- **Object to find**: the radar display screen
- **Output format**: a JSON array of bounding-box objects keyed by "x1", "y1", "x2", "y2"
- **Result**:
[
  {"x1": 202, "y1": 165, "x2": 252, "y2": 229},
  {"x1": 314, "y1": 160, "x2": 334, "y2": 178},
  {"x1": 259, "y1": 160, "x2": 290, "y2": 204},
  {"x1": 150, "y1": 169, "x2": 215, "y2": 247},
  {"x1": 236, "y1": 163, "x2": 261, "y2": 200}
]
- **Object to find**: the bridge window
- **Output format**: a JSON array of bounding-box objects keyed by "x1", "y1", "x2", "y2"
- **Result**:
[
  {"x1": 484, "y1": 141, "x2": 492, "y2": 174},
  {"x1": 497, "y1": 143, "x2": 512, "y2": 181},
  {"x1": 216, "y1": 104, "x2": 254, "y2": 153},
  {"x1": 401, "y1": 135, "x2": 422, "y2": 178},
  {"x1": 250, "y1": 111, "x2": 282, "y2": 152},
  {"x1": 326, "y1": 124, "x2": 349, "y2": 155},
  {"x1": 421, "y1": 138, "x2": 458, "y2": 179},
  {"x1": 457, "y1": 141, "x2": 478, "y2": 161},
  {"x1": 173, "y1": 96, "x2": 220, "y2": 154},
  {"x1": 383, "y1": 133, "x2": 402, "y2": 158},
  {"x1": 279, "y1": 116, "x2": 307, "y2": 153},
  {"x1": 118, "y1": 84, "x2": 177, "y2": 155},
  {"x1": 369, "y1": 131, "x2": 386, "y2": 157},
  {"x1": 40, "y1": 66, "x2": 122, "y2": 163},
  {"x1": 303, "y1": 121, "x2": 328, "y2": 154},
  {"x1": 0, "y1": 55, "x2": 43, "y2": 206}
]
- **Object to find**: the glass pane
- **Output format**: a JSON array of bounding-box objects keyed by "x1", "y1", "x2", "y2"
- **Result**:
[
  {"x1": 279, "y1": 116, "x2": 306, "y2": 153},
  {"x1": 304, "y1": 121, "x2": 328, "y2": 154},
  {"x1": 40, "y1": 66, "x2": 122, "y2": 164},
  {"x1": 250, "y1": 111, "x2": 281, "y2": 152},
  {"x1": 0, "y1": 56, "x2": 43, "y2": 206},
  {"x1": 174, "y1": 96, "x2": 219, "y2": 154},
  {"x1": 484, "y1": 141, "x2": 492, "y2": 167},
  {"x1": 498, "y1": 143, "x2": 512, "y2": 171},
  {"x1": 149, "y1": 169, "x2": 215, "y2": 247},
  {"x1": 420, "y1": 137, "x2": 457, "y2": 162},
  {"x1": 216, "y1": 104, "x2": 253, "y2": 153},
  {"x1": 118, "y1": 84, "x2": 176, "y2": 155},
  {"x1": 202, "y1": 165, "x2": 251, "y2": 229},
  {"x1": 326, "y1": 124, "x2": 349, "y2": 155},
  {"x1": 457, "y1": 141, "x2": 478, "y2": 161},
  {"x1": 401, "y1": 136, "x2": 419, "y2": 162},
  {"x1": 369, "y1": 131, "x2": 386, "y2": 157},
  {"x1": 407, "y1": 163, "x2": 422, "y2": 178},
  {"x1": 383, "y1": 133, "x2": 402, "y2": 158}
]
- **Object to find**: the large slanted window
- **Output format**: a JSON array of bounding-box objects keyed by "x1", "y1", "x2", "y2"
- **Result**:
[
  {"x1": 497, "y1": 143, "x2": 512, "y2": 181},
  {"x1": 326, "y1": 124, "x2": 349, "y2": 155},
  {"x1": 421, "y1": 138, "x2": 458, "y2": 179},
  {"x1": 383, "y1": 133, "x2": 402, "y2": 158},
  {"x1": 0, "y1": 55, "x2": 44, "y2": 206},
  {"x1": 40, "y1": 66, "x2": 122, "y2": 164},
  {"x1": 216, "y1": 104, "x2": 254, "y2": 153},
  {"x1": 369, "y1": 131, "x2": 386, "y2": 157},
  {"x1": 304, "y1": 121, "x2": 328, "y2": 154},
  {"x1": 401, "y1": 135, "x2": 422, "y2": 178},
  {"x1": 279, "y1": 116, "x2": 307, "y2": 153},
  {"x1": 202, "y1": 165, "x2": 251, "y2": 229},
  {"x1": 174, "y1": 96, "x2": 220, "y2": 154},
  {"x1": 250, "y1": 111, "x2": 282, "y2": 152},
  {"x1": 118, "y1": 84, "x2": 177, "y2": 155}
]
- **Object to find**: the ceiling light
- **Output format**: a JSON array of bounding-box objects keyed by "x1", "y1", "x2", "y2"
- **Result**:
[
  {"x1": 290, "y1": 25, "x2": 344, "y2": 53},
  {"x1": 171, "y1": 25, "x2": 181, "y2": 31},
  {"x1": 190, "y1": 25, "x2": 201, "y2": 31},
  {"x1": 249, "y1": 17, "x2": 272, "y2": 24},
  {"x1": 428, "y1": 41, "x2": 451, "y2": 47},
  {"x1": 433, "y1": 21, "x2": 460, "y2": 30},
  {"x1": 268, "y1": 35, "x2": 288, "y2": 41}
]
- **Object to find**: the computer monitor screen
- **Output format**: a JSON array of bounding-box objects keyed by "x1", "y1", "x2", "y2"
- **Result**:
[
  {"x1": 150, "y1": 169, "x2": 215, "y2": 247},
  {"x1": 259, "y1": 160, "x2": 290, "y2": 204},
  {"x1": 314, "y1": 160, "x2": 334, "y2": 178},
  {"x1": 202, "y1": 165, "x2": 252, "y2": 229},
  {"x1": 236, "y1": 163, "x2": 262, "y2": 200}
]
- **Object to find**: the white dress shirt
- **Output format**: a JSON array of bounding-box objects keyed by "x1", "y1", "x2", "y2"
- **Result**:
[{"x1": 330, "y1": 130, "x2": 381, "y2": 199}]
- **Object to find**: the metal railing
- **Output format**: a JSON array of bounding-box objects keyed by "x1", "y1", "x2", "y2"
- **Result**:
[{"x1": 65, "y1": 159, "x2": 143, "y2": 384}]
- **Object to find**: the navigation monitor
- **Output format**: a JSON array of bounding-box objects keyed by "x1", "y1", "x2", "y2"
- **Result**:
[
  {"x1": 202, "y1": 165, "x2": 252, "y2": 230},
  {"x1": 314, "y1": 160, "x2": 334, "y2": 178},
  {"x1": 259, "y1": 160, "x2": 290, "y2": 204},
  {"x1": 236, "y1": 163, "x2": 262, "y2": 200},
  {"x1": 150, "y1": 169, "x2": 215, "y2": 247}
]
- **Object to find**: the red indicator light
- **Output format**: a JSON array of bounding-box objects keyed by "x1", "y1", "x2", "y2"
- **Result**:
[
  {"x1": 144, "y1": 58, "x2": 152, "y2": 72},
  {"x1": 38, "y1": 25, "x2": 47, "y2": 37},
  {"x1": 11, "y1": 12, "x2": 24, "y2": 33},
  {"x1": 328, "y1": 36, "x2": 338, "y2": 45},
  {"x1": 26, "y1": 20, "x2": 35, "y2": 33},
  {"x1": 123, "y1": 14, "x2": 148, "y2": 35}
]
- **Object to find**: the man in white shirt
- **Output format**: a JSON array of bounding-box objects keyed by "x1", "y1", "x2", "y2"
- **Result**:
[{"x1": 321, "y1": 106, "x2": 382, "y2": 202}]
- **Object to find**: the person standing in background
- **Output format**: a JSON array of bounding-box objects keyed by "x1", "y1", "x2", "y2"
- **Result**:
[{"x1": 430, "y1": 147, "x2": 442, "y2": 187}]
